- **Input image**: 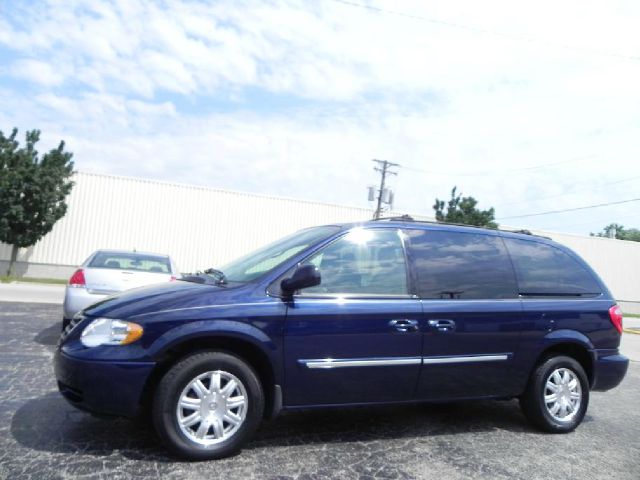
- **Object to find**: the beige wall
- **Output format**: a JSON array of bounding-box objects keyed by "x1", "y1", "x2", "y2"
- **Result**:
[{"x1": 2, "y1": 171, "x2": 639, "y2": 312}]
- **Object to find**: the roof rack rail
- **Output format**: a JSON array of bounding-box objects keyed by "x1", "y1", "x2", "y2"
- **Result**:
[
  {"x1": 370, "y1": 216, "x2": 551, "y2": 239},
  {"x1": 372, "y1": 215, "x2": 415, "y2": 222},
  {"x1": 504, "y1": 228, "x2": 551, "y2": 240}
]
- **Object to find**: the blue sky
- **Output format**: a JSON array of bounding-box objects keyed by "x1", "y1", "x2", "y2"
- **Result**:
[{"x1": 1, "y1": 0, "x2": 639, "y2": 235}]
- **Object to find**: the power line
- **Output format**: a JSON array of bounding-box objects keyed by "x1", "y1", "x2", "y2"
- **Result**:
[
  {"x1": 403, "y1": 155, "x2": 597, "y2": 177},
  {"x1": 330, "y1": 0, "x2": 640, "y2": 62},
  {"x1": 507, "y1": 155, "x2": 598, "y2": 172},
  {"x1": 498, "y1": 198, "x2": 640, "y2": 220},
  {"x1": 552, "y1": 212, "x2": 640, "y2": 230},
  {"x1": 494, "y1": 174, "x2": 640, "y2": 209}
]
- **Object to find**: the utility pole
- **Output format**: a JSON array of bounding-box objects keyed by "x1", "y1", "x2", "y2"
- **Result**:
[{"x1": 372, "y1": 159, "x2": 400, "y2": 219}]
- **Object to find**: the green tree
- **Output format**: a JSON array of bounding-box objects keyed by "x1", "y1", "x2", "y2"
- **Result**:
[
  {"x1": 591, "y1": 223, "x2": 640, "y2": 242},
  {"x1": 433, "y1": 186, "x2": 498, "y2": 228},
  {"x1": 0, "y1": 128, "x2": 74, "y2": 276}
]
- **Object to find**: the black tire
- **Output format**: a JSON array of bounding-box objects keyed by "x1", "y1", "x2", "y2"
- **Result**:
[
  {"x1": 520, "y1": 355, "x2": 589, "y2": 433},
  {"x1": 152, "y1": 351, "x2": 264, "y2": 460},
  {"x1": 62, "y1": 317, "x2": 71, "y2": 331}
]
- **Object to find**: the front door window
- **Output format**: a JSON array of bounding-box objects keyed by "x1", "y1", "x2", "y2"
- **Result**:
[{"x1": 302, "y1": 228, "x2": 409, "y2": 296}]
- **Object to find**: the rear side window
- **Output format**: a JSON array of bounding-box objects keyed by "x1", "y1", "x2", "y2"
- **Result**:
[
  {"x1": 503, "y1": 238, "x2": 601, "y2": 296},
  {"x1": 405, "y1": 229, "x2": 517, "y2": 299},
  {"x1": 89, "y1": 252, "x2": 172, "y2": 273}
]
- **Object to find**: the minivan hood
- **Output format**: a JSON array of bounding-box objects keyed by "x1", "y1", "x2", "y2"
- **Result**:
[{"x1": 82, "y1": 281, "x2": 231, "y2": 319}]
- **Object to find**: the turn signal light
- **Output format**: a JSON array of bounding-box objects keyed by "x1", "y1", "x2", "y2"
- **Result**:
[{"x1": 121, "y1": 322, "x2": 144, "y2": 345}]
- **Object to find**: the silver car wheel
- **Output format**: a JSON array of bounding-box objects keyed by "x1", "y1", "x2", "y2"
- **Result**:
[
  {"x1": 544, "y1": 367, "x2": 582, "y2": 423},
  {"x1": 176, "y1": 370, "x2": 248, "y2": 446}
]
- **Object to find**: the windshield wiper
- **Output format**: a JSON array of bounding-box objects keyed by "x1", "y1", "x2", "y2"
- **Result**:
[
  {"x1": 204, "y1": 268, "x2": 227, "y2": 285},
  {"x1": 179, "y1": 268, "x2": 228, "y2": 286}
]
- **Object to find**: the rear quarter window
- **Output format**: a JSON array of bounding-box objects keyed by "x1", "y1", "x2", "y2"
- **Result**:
[{"x1": 502, "y1": 237, "x2": 601, "y2": 296}]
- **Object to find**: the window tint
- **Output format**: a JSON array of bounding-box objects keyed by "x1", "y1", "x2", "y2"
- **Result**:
[
  {"x1": 406, "y1": 229, "x2": 517, "y2": 299},
  {"x1": 89, "y1": 252, "x2": 172, "y2": 273},
  {"x1": 302, "y1": 228, "x2": 408, "y2": 295},
  {"x1": 503, "y1": 237, "x2": 601, "y2": 295}
]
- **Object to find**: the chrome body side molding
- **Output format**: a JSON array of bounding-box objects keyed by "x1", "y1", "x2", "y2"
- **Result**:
[
  {"x1": 299, "y1": 354, "x2": 510, "y2": 369},
  {"x1": 300, "y1": 357, "x2": 423, "y2": 369},
  {"x1": 421, "y1": 354, "x2": 509, "y2": 364}
]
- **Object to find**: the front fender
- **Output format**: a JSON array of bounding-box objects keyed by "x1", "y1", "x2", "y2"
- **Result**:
[{"x1": 147, "y1": 319, "x2": 278, "y2": 361}]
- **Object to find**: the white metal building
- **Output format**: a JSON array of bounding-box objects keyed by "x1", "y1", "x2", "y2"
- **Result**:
[{"x1": 1, "y1": 171, "x2": 639, "y2": 313}]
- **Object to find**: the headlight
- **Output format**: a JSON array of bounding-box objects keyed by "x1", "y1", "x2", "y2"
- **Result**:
[{"x1": 80, "y1": 318, "x2": 143, "y2": 347}]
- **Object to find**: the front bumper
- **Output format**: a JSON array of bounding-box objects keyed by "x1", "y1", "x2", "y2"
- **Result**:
[
  {"x1": 591, "y1": 351, "x2": 629, "y2": 391},
  {"x1": 54, "y1": 348, "x2": 155, "y2": 417}
]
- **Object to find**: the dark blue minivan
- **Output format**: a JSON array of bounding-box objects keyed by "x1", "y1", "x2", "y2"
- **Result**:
[{"x1": 54, "y1": 219, "x2": 629, "y2": 460}]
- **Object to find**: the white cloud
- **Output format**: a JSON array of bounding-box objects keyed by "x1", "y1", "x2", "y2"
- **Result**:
[
  {"x1": 0, "y1": 0, "x2": 639, "y2": 234},
  {"x1": 9, "y1": 59, "x2": 66, "y2": 87}
]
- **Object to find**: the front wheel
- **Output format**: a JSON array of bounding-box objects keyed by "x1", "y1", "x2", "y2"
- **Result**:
[
  {"x1": 152, "y1": 351, "x2": 264, "y2": 460},
  {"x1": 520, "y1": 355, "x2": 589, "y2": 433}
]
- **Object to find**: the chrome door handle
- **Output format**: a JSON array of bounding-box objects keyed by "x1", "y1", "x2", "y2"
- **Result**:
[
  {"x1": 428, "y1": 319, "x2": 456, "y2": 333},
  {"x1": 389, "y1": 319, "x2": 419, "y2": 332}
]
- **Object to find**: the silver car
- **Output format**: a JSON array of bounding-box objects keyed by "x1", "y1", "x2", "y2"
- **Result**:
[{"x1": 63, "y1": 250, "x2": 179, "y2": 325}]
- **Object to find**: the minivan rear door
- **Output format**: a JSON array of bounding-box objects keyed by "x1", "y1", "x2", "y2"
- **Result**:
[{"x1": 404, "y1": 228, "x2": 523, "y2": 400}]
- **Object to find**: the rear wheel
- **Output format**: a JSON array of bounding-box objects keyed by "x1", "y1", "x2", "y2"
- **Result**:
[
  {"x1": 520, "y1": 355, "x2": 589, "y2": 433},
  {"x1": 152, "y1": 351, "x2": 264, "y2": 460}
]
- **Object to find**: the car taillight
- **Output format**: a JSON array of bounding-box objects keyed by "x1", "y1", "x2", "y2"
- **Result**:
[
  {"x1": 69, "y1": 269, "x2": 86, "y2": 287},
  {"x1": 169, "y1": 275, "x2": 177, "y2": 282},
  {"x1": 608, "y1": 305, "x2": 623, "y2": 334}
]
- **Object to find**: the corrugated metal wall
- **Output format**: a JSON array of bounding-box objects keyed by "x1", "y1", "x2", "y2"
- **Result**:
[
  {"x1": 0, "y1": 172, "x2": 384, "y2": 272},
  {"x1": 1, "y1": 171, "x2": 639, "y2": 310}
]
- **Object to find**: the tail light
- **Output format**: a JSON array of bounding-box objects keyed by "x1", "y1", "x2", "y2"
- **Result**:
[
  {"x1": 69, "y1": 269, "x2": 86, "y2": 287},
  {"x1": 169, "y1": 275, "x2": 177, "y2": 282},
  {"x1": 608, "y1": 305, "x2": 623, "y2": 334}
]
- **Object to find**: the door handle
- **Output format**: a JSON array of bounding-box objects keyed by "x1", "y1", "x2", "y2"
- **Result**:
[
  {"x1": 428, "y1": 319, "x2": 456, "y2": 333},
  {"x1": 389, "y1": 319, "x2": 419, "y2": 332}
]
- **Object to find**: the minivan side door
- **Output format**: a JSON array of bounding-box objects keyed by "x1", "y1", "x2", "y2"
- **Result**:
[
  {"x1": 404, "y1": 228, "x2": 523, "y2": 400},
  {"x1": 282, "y1": 228, "x2": 423, "y2": 407}
]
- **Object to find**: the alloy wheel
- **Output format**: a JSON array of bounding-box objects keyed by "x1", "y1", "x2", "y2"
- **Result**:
[
  {"x1": 543, "y1": 367, "x2": 582, "y2": 423},
  {"x1": 176, "y1": 370, "x2": 248, "y2": 446}
]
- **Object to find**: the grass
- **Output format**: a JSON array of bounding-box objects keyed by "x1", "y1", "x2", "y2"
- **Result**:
[
  {"x1": 0, "y1": 275, "x2": 67, "y2": 285},
  {"x1": 625, "y1": 313, "x2": 640, "y2": 318}
]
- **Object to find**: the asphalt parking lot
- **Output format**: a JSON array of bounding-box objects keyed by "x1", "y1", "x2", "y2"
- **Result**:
[{"x1": 1, "y1": 301, "x2": 639, "y2": 480}]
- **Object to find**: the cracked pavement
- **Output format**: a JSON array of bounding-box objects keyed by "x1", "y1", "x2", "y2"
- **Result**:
[{"x1": 0, "y1": 301, "x2": 639, "y2": 480}]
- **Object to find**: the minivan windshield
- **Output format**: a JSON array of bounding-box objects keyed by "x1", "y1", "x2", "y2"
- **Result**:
[{"x1": 217, "y1": 225, "x2": 342, "y2": 283}]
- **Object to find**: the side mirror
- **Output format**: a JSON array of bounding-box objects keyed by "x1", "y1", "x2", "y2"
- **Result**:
[{"x1": 281, "y1": 264, "x2": 321, "y2": 295}]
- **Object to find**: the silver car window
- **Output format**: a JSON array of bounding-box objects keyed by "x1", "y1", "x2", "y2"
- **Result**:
[{"x1": 89, "y1": 252, "x2": 172, "y2": 273}]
